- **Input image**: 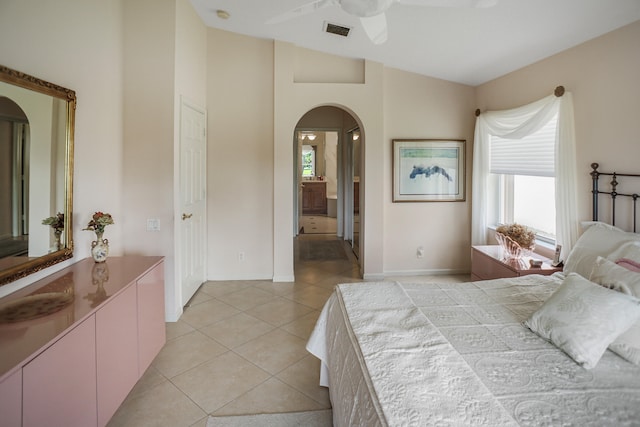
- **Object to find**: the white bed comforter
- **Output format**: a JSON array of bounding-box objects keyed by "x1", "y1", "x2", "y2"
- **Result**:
[{"x1": 306, "y1": 276, "x2": 640, "y2": 427}]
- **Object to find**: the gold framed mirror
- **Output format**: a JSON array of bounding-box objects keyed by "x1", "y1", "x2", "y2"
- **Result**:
[{"x1": 0, "y1": 65, "x2": 75, "y2": 286}]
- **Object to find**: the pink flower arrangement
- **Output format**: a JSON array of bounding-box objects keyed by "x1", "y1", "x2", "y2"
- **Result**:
[
  {"x1": 83, "y1": 212, "x2": 114, "y2": 235},
  {"x1": 42, "y1": 212, "x2": 64, "y2": 232}
]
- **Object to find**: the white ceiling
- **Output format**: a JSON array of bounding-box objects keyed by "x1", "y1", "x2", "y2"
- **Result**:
[{"x1": 189, "y1": 0, "x2": 640, "y2": 86}]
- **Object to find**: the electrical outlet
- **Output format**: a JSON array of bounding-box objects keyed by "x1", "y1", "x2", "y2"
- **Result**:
[
  {"x1": 417, "y1": 246, "x2": 424, "y2": 258},
  {"x1": 238, "y1": 251, "x2": 245, "y2": 262}
]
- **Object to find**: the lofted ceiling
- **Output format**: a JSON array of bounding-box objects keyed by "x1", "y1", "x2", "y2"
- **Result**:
[{"x1": 189, "y1": 0, "x2": 640, "y2": 86}]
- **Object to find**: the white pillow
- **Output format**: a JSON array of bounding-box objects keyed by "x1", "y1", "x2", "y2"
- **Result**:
[
  {"x1": 607, "y1": 241, "x2": 640, "y2": 265},
  {"x1": 610, "y1": 328, "x2": 640, "y2": 365},
  {"x1": 563, "y1": 221, "x2": 640, "y2": 278},
  {"x1": 524, "y1": 273, "x2": 640, "y2": 369},
  {"x1": 590, "y1": 256, "x2": 640, "y2": 296},
  {"x1": 590, "y1": 256, "x2": 640, "y2": 365}
]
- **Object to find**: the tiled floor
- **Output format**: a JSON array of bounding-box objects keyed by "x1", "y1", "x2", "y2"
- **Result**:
[
  {"x1": 108, "y1": 235, "x2": 469, "y2": 426},
  {"x1": 299, "y1": 215, "x2": 337, "y2": 234}
]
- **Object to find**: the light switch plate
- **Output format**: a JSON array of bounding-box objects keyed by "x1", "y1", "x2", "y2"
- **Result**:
[{"x1": 146, "y1": 218, "x2": 160, "y2": 231}]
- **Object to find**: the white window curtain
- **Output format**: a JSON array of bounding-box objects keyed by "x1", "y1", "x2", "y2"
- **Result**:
[
  {"x1": 471, "y1": 91, "x2": 579, "y2": 260},
  {"x1": 490, "y1": 116, "x2": 557, "y2": 177}
]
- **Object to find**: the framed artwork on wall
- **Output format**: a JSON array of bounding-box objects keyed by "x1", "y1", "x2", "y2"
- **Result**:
[{"x1": 392, "y1": 139, "x2": 465, "y2": 202}]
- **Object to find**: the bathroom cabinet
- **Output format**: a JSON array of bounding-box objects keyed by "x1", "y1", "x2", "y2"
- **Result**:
[
  {"x1": 0, "y1": 256, "x2": 165, "y2": 427},
  {"x1": 302, "y1": 181, "x2": 327, "y2": 214}
]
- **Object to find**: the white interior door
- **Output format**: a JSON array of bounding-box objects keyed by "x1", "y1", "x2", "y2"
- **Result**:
[{"x1": 179, "y1": 99, "x2": 207, "y2": 306}]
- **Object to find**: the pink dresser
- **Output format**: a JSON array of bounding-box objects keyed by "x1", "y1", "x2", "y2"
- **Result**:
[
  {"x1": 0, "y1": 256, "x2": 166, "y2": 427},
  {"x1": 471, "y1": 245, "x2": 561, "y2": 281}
]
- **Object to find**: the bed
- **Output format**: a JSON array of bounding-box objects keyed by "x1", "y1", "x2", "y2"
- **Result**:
[{"x1": 307, "y1": 164, "x2": 640, "y2": 426}]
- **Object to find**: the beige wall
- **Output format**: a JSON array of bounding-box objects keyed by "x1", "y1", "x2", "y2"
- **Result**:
[
  {"x1": 2, "y1": 0, "x2": 637, "y2": 301},
  {"x1": 0, "y1": 0, "x2": 124, "y2": 298},
  {"x1": 206, "y1": 29, "x2": 275, "y2": 280},
  {"x1": 175, "y1": 0, "x2": 208, "y2": 109},
  {"x1": 273, "y1": 42, "x2": 386, "y2": 280},
  {"x1": 0, "y1": 0, "x2": 208, "y2": 320},
  {"x1": 476, "y1": 20, "x2": 640, "y2": 230},
  {"x1": 383, "y1": 68, "x2": 476, "y2": 274},
  {"x1": 123, "y1": 0, "x2": 207, "y2": 320},
  {"x1": 202, "y1": 21, "x2": 640, "y2": 279},
  {"x1": 122, "y1": 0, "x2": 176, "y2": 317}
]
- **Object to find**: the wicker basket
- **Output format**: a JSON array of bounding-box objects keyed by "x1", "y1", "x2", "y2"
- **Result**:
[{"x1": 496, "y1": 232, "x2": 534, "y2": 259}]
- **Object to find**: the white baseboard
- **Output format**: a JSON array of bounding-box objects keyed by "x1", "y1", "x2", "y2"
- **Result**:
[
  {"x1": 272, "y1": 275, "x2": 295, "y2": 282},
  {"x1": 166, "y1": 306, "x2": 183, "y2": 323}
]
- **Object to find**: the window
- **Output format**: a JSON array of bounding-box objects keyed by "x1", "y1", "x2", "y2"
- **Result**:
[
  {"x1": 498, "y1": 175, "x2": 556, "y2": 239},
  {"x1": 491, "y1": 115, "x2": 558, "y2": 240},
  {"x1": 472, "y1": 94, "x2": 577, "y2": 255},
  {"x1": 301, "y1": 145, "x2": 316, "y2": 177}
]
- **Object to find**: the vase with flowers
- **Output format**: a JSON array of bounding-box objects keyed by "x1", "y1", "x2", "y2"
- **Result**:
[
  {"x1": 84, "y1": 212, "x2": 114, "y2": 263},
  {"x1": 42, "y1": 212, "x2": 64, "y2": 251},
  {"x1": 495, "y1": 223, "x2": 535, "y2": 259}
]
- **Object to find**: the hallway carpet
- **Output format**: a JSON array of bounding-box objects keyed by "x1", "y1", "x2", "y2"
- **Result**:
[{"x1": 298, "y1": 240, "x2": 347, "y2": 261}]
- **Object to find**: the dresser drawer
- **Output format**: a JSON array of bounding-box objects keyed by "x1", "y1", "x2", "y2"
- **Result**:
[{"x1": 472, "y1": 248, "x2": 518, "y2": 280}]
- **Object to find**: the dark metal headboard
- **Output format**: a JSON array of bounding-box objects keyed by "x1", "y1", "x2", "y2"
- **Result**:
[{"x1": 591, "y1": 163, "x2": 640, "y2": 232}]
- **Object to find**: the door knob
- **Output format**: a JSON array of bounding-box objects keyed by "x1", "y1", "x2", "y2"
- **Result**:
[{"x1": 182, "y1": 213, "x2": 193, "y2": 220}]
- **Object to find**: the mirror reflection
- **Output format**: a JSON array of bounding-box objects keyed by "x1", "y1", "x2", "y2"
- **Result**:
[{"x1": 0, "y1": 66, "x2": 74, "y2": 286}]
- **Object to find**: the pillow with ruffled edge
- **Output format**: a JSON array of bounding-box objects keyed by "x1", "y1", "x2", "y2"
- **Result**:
[
  {"x1": 524, "y1": 272, "x2": 640, "y2": 369},
  {"x1": 591, "y1": 256, "x2": 640, "y2": 296},
  {"x1": 563, "y1": 222, "x2": 640, "y2": 279},
  {"x1": 606, "y1": 241, "x2": 640, "y2": 271},
  {"x1": 590, "y1": 256, "x2": 640, "y2": 365},
  {"x1": 617, "y1": 258, "x2": 640, "y2": 273}
]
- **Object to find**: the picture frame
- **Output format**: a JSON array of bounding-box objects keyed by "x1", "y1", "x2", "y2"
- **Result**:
[{"x1": 392, "y1": 139, "x2": 465, "y2": 202}]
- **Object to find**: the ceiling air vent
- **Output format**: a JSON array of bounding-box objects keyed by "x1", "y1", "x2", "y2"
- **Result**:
[{"x1": 325, "y1": 22, "x2": 351, "y2": 38}]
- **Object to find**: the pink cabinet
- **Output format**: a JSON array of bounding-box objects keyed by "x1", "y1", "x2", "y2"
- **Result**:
[
  {"x1": 96, "y1": 284, "x2": 139, "y2": 426},
  {"x1": 137, "y1": 263, "x2": 166, "y2": 373},
  {"x1": 0, "y1": 369, "x2": 22, "y2": 427},
  {"x1": 23, "y1": 317, "x2": 97, "y2": 427},
  {"x1": 0, "y1": 256, "x2": 165, "y2": 427}
]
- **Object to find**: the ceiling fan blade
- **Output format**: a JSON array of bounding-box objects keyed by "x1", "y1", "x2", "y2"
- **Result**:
[
  {"x1": 398, "y1": 0, "x2": 498, "y2": 8},
  {"x1": 341, "y1": 0, "x2": 395, "y2": 17},
  {"x1": 360, "y1": 14, "x2": 388, "y2": 44},
  {"x1": 266, "y1": 0, "x2": 336, "y2": 25}
]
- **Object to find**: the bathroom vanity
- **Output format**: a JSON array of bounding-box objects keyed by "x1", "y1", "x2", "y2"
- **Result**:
[
  {"x1": 302, "y1": 181, "x2": 327, "y2": 215},
  {"x1": 0, "y1": 256, "x2": 165, "y2": 427}
]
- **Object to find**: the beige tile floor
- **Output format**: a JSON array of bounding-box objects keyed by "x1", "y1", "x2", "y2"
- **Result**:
[
  {"x1": 299, "y1": 215, "x2": 338, "y2": 234},
  {"x1": 108, "y1": 235, "x2": 469, "y2": 427}
]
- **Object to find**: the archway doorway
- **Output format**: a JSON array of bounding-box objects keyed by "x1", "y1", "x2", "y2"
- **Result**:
[
  {"x1": 292, "y1": 106, "x2": 362, "y2": 265},
  {"x1": 297, "y1": 129, "x2": 339, "y2": 236}
]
